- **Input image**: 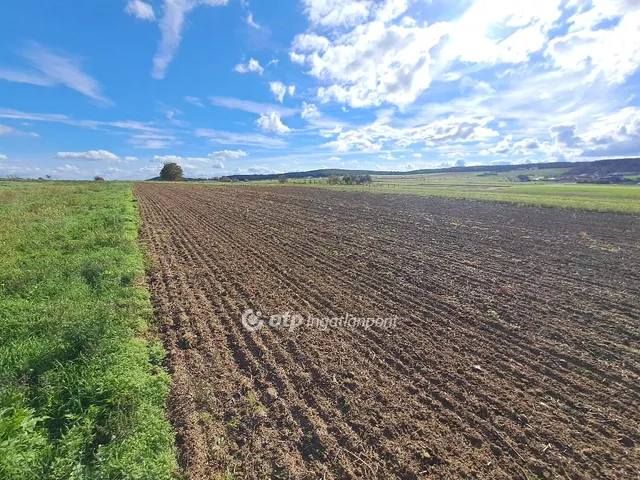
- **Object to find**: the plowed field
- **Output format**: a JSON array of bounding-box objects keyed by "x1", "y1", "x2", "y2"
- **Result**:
[{"x1": 135, "y1": 183, "x2": 640, "y2": 479}]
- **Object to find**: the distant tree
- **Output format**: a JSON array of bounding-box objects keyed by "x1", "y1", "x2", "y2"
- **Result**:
[
  {"x1": 356, "y1": 174, "x2": 373, "y2": 185},
  {"x1": 278, "y1": 175, "x2": 288, "y2": 184},
  {"x1": 160, "y1": 162, "x2": 184, "y2": 181},
  {"x1": 94, "y1": 176, "x2": 105, "y2": 182},
  {"x1": 342, "y1": 174, "x2": 356, "y2": 185},
  {"x1": 327, "y1": 176, "x2": 341, "y2": 185}
]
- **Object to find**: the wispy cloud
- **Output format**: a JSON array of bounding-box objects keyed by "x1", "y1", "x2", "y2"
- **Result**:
[
  {"x1": 0, "y1": 42, "x2": 111, "y2": 105},
  {"x1": 152, "y1": 0, "x2": 228, "y2": 80},
  {"x1": 195, "y1": 128, "x2": 288, "y2": 147},
  {"x1": 185, "y1": 96, "x2": 205, "y2": 107},
  {"x1": 209, "y1": 96, "x2": 298, "y2": 117},
  {"x1": 0, "y1": 123, "x2": 39, "y2": 137},
  {"x1": 246, "y1": 11, "x2": 260, "y2": 28},
  {"x1": 0, "y1": 108, "x2": 179, "y2": 148}
]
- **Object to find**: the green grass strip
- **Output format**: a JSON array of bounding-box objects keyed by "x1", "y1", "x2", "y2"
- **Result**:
[{"x1": 0, "y1": 181, "x2": 176, "y2": 479}]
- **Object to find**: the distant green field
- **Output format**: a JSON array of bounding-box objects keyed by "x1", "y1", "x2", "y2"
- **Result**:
[
  {"x1": 249, "y1": 170, "x2": 640, "y2": 214},
  {"x1": 0, "y1": 181, "x2": 175, "y2": 479}
]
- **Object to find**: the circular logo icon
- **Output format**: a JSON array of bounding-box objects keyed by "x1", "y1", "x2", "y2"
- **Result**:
[{"x1": 241, "y1": 309, "x2": 264, "y2": 332}]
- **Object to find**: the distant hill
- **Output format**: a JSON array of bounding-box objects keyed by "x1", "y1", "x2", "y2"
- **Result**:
[{"x1": 148, "y1": 157, "x2": 640, "y2": 182}]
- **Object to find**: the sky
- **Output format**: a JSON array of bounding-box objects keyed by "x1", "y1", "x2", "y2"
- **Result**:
[{"x1": 0, "y1": 0, "x2": 639, "y2": 180}]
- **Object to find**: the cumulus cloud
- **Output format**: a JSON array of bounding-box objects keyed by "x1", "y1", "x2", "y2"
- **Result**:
[
  {"x1": 256, "y1": 111, "x2": 291, "y2": 135},
  {"x1": 209, "y1": 149, "x2": 248, "y2": 159},
  {"x1": 125, "y1": 0, "x2": 156, "y2": 21},
  {"x1": 301, "y1": 102, "x2": 321, "y2": 120},
  {"x1": 545, "y1": 2, "x2": 640, "y2": 84},
  {"x1": 234, "y1": 58, "x2": 264, "y2": 75},
  {"x1": 0, "y1": 154, "x2": 7, "y2": 160},
  {"x1": 56, "y1": 150, "x2": 121, "y2": 162},
  {"x1": 268, "y1": 84, "x2": 294, "y2": 101},
  {"x1": 269, "y1": 81, "x2": 292, "y2": 103},
  {"x1": 296, "y1": 21, "x2": 449, "y2": 109},
  {"x1": 152, "y1": 0, "x2": 229, "y2": 80},
  {"x1": 0, "y1": 42, "x2": 110, "y2": 104},
  {"x1": 324, "y1": 115, "x2": 498, "y2": 152}
]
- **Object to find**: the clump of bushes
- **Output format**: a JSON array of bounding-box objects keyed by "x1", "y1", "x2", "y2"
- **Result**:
[{"x1": 327, "y1": 174, "x2": 373, "y2": 185}]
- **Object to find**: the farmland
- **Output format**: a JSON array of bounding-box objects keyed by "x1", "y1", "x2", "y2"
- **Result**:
[
  {"x1": 266, "y1": 170, "x2": 640, "y2": 214},
  {"x1": 135, "y1": 183, "x2": 640, "y2": 479}
]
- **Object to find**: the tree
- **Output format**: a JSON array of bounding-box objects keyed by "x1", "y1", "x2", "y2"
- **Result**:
[
  {"x1": 278, "y1": 175, "x2": 288, "y2": 184},
  {"x1": 342, "y1": 174, "x2": 356, "y2": 185},
  {"x1": 160, "y1": 163, "x2": 184, "y2": 181},
  {"x1": 94, "y1": 176, "x2": 105, "y2": 182}
]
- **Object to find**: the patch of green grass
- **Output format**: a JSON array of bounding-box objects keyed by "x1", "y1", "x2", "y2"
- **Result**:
[
  {"x1": 243, "y1": 173, "x2": 639, "y2": 214},
  {"x1": 0, "y1": 181, "x2": 176, "y2": 479},
  {"x1": 312, "y1": 182, "x2": 640, "y2": 214}
]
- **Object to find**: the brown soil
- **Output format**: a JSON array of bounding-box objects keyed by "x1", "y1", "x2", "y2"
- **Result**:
[{"x1": 135, "y1": 183, "x2": 640, "y2": 479}]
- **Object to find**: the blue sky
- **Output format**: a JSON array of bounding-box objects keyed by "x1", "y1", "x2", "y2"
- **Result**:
[{"x1": 0, "y1": 0, "x2": 639, "y2": 179}]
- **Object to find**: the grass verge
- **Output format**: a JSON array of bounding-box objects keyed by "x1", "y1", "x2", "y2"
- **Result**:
[
  {"x1": 0, "y1": 181, "x2": 176, "y2": 479},
  {"x1": 244, "y1": 180, "x2": 640, "y2": 214}
]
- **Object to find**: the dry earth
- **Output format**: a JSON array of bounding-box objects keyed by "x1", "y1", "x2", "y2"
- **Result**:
[{"x1": 135, "y1": 183, "x2": 640, "y2": 479}]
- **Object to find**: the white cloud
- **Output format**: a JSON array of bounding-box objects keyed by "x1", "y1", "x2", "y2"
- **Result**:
[
  {"x1": 234, "y1": 58, "x2": 264, "y2": 75},
  {"x1": 302, "y1": 0, "x2": 373, "y2": 28},
  {"x1": 246, "y1": 12, "x2": 260, "y2": 28},
  {"x1": 53, "y1": 164, "x2": 81, "y2": 174},
  {"x1": 210, "y1": 96, "x2": 297, "y2": 116},
  {"x1": 325, "y1": 115, "x2": 498, "y2": 152},
  {"x1": 185, "y1": 96, "x2": 204, "y2": 107},
  {"x1": 270, "y1": 81, "x2": 287, "y2": 103},
  {"x1": 301, "y1": 102, "x2": 321, "y2": 120},
  {"x1": 295, "y1": 21, "x2": 450, "y2": 109},
  {"x1": 0, "y1": 42, "x2": 110, "y2": 104},
  {"x1": 291, "y1": 33, "x2": 331, "y2": 52},
  {"x1": 256, "y1": 112, "x2": 291, "y2": 135},
  {"x1": 209, "y1": 149, "x2": 248, "y2": 159},
  {"x1": 125, "y1": 0, "x2": 156, "y2": 21},
  {"x1": 152, "y1": 0, "x2": 229, "y2": 80},
  {"x1": 268, "y1": 82, "x2": 296, "y2": 103},
  {"x1": 0, "y1": 154, "x2": 7, "y2": 160},
  {"x1": 247, "y1": 164, "x2": 278, "y2": 173},
  {"x1": 545, "y1": 8, "x2": 640, "y2": 85},
  {"x1": 124, "y1": 156, "x2": 138, "y2": 162},
  {"x1": 55, "y1": 150, "x2": 121, "y2": 162},
  {"x1": 194, "y1": 128, "x2": 288, "y2": 147},
  {"x1": 327, "y1": 156, "x2": 341, "y2": 161},
  {"x1": 0, "y1": 124, "x2": 38, "y2": 137}
]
